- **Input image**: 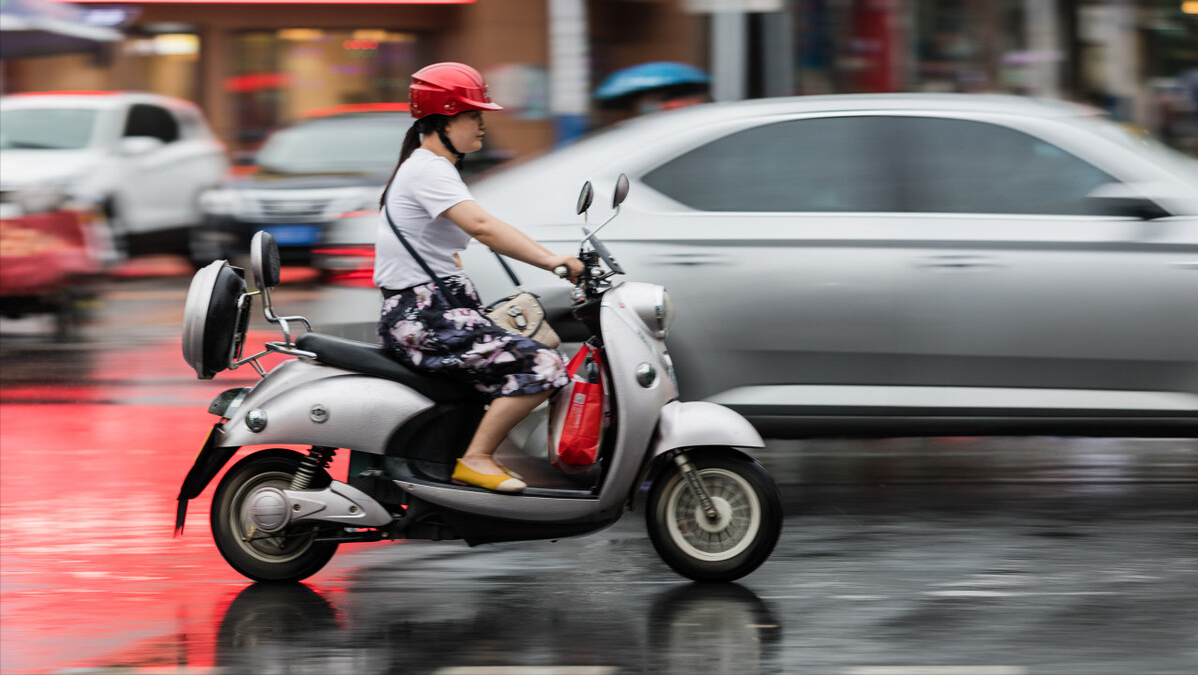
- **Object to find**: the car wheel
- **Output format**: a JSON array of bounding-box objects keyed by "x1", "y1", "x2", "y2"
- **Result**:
[{"x1": 102, "y1": 199, "x2": 131, "y2": 261}]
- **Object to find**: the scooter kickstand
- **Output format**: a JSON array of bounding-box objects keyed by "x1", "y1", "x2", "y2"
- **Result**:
[{"x1": 673, "y1": 452, "x2": 719, "y2": 521}]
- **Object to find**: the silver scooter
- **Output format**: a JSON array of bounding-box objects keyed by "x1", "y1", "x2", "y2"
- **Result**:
[{"x1": 176, "y1": 175, "x2": 782, "y2": 583}]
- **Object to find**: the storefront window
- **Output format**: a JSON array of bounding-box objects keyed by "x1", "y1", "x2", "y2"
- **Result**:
[
  {"x1": 914, "y1": 0, "x2": 1026, "y2": 94},
  {"x1": 124, "y1": 31, "x2": 202, "y2": 102},
  {"x1": 1139, "y1": 0, "x2": 1198, "y2": 154},
  {"x1": 228, "y1": 29, "x2": 422, "y2": 152}
]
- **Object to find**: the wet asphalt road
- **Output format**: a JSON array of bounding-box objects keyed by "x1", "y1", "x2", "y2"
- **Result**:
[
  {"x1": 196, "y1": 466, "x2": 1198, "y2": 675},
  {"x1": 1, "y1": 272, "x2": 1196, "y2": 675}
]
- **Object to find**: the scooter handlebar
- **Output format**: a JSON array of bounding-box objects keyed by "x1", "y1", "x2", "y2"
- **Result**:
[{"x1": 553, "y1": 265, "x2": 570, "y2": 278}]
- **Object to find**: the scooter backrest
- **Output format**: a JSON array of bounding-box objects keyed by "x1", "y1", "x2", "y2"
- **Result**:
[{"x1": 250, "y1": 230, "x2": 281, "y2": 291}]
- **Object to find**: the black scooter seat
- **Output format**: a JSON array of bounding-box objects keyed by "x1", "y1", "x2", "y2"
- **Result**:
[{"x1": 295, "y1": 333, "x2": 477, "y2": 403}]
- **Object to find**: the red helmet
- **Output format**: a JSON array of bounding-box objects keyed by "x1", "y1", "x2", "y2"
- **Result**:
[{"x1": 409, "y1": 62, "x2": 503, "y2": 119}]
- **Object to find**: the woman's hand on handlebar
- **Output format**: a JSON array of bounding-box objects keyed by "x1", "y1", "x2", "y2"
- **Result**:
[{"x1": 549, "y1": 255, "x2": 585, "y2": 284}]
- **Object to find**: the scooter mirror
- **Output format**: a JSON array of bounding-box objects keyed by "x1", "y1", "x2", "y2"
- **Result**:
[
  {"x1": 612, "y1": 174, "x2": 630, "y2": 209},
  {"x1": 576, "y1": 181, "x2": 594, "y2": 215},
  {"x1": 250, "y1": 230, "x2": 281, "y2": 291}
]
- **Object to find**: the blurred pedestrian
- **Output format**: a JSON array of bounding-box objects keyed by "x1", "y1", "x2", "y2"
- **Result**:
[
  {"x1": 375, "y1": 62, "x2": 584, "y2": 493},
  {"x1": 594, "y1": 61, "x2": 711, "y2": 125}
]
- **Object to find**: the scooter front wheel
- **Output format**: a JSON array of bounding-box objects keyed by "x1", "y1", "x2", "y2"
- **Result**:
[
  {"x1": 646, "y1": 450, "x2": 782, "y2": 582},
  {"x1": 211, "y1": 449, "x2": 339, "y2": 582}
]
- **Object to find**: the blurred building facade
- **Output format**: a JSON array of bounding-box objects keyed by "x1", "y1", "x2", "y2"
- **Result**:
[{"x1": 1, "y1": 0, "x2": 1194, "y2": 158}]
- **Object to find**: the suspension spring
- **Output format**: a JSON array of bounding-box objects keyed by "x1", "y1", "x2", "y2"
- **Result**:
[{"x1": 290, "y1": 446, "x2": 336, "y2": 490}]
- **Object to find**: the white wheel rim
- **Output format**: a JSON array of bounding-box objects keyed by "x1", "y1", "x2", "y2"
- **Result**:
[{"x1": 664, "y1": 468, "x2": 761, "y2": 562}]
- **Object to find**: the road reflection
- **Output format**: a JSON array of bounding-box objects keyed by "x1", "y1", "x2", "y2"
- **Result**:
[{"x1": 209, "y1": 580, "x2": 781, "y2": 675}]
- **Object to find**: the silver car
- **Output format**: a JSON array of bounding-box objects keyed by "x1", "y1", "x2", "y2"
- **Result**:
[{"x1": 333, "y1": 94, "x2": 1198, "y2": 438}]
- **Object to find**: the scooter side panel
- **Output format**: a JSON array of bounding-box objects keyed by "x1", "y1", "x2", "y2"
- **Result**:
[
  {"x1": 651, "y1": 400, "x2": 766, "y2": 455},
  {"x1": 221, "y1": 359, "x2": 435, "y2": 452},
  {"x1": 593, "y1": 283, "x2": 680, "y2": 515}
]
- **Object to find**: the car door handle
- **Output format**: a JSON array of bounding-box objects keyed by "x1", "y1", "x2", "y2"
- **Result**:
[
  {"x1": 1171, "y1": 261, "x2": 1198, "y2": 270},
  {"x1": 650, "y1": 253, "x2": 728, "y2": 266},
  {"x1": 917, "y1": 255, "x2": 1003, "y2": 271}
]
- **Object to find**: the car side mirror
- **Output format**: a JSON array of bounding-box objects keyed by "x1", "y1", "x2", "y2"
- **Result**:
[
  {"x1": 613, "y1": 174, "x2": 630, "y2": 208},
  {"x1": 1086, "y1": 183, "x2": 1171, "y2": 220},
  {"x1": 119, "y1": 136, "x2": 164, "y2": 157},
  {"x1": 250, "y1": 230, "x2": 281, "y2": 291},
  {"x1": 577, "y1": 181, "x2": 594, "y2": 215}
]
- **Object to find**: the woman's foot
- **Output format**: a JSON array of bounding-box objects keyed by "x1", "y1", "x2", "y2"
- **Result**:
[
  {"x1": 495, "y1": 461, "x2": 523, "y2": 481},
  {"x1": 452, "y1": 459, "x2": 526, "y2": 493}
]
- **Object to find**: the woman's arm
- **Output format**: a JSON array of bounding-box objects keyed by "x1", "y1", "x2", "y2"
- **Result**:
[{"x1": 444, "y1": 200, "x2": 583, "y2": 278}]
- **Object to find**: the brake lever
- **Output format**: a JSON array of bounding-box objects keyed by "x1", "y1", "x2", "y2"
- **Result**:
[{"x1": 582, "y1": 228, "x2": 625, "y2": 275}]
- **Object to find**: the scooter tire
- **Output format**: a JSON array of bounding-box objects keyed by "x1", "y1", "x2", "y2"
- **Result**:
[
  {"x1": 646, "y1": 450, "x2": 782, "y2": 583},
  {"x1": 210, "y1": 449, "x2": 339, "y2": 583}
]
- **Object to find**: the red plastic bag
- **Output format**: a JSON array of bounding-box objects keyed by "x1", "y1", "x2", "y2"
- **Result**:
[{"x1": 548, "y1": 344, "x2": 604, "y2": 470}]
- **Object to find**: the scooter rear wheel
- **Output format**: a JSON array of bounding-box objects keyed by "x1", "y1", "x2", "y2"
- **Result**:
[
  {"x1": 646, "y1": 450, "x2": 782, "y2": 582},
  {"x1": 211, "y1": 449, "x2": 339, "y2": 582}
]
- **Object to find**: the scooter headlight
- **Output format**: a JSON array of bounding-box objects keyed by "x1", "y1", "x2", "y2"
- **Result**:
[
  {"x1": 628, "y1": 284, "x2": 676, "y2": 339},
  {"x1": 655, "y1": 289, "x2": 676, "y2": 339}
]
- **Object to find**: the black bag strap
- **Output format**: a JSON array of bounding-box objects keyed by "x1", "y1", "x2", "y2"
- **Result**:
[
  {"x1": 382, "y1": 203, "x2": 462, "y2": 309},
  {"x1": 490, "y1": 249, "x2": 525, "y2": 290}
]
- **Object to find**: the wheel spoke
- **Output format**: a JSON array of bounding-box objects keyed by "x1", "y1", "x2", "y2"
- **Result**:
[{"x1": 663, "y1": 467, "x2": 762, "y2": 562}]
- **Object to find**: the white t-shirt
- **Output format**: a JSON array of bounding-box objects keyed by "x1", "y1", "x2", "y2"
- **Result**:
[{"x1": 374, "y1": 148, "x2": 474, "y2": 290}]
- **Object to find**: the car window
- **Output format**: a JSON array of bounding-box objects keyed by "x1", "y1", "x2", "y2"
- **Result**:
[
  {"x1": 255, "y1": 115, "x2": 412, "y2": 174},
  {"x1": 174, "y1": 107, "x2": 209, "y2": 140},
  {"x1": 0, "y1": 108, "x2": 97, "y2": 150},
  {"x1": 123, "y1": 104, "x2": 180, "y2": 144},
  {"x1": 642, "y1": 116, "x2": 899, "y2": 212},
  {"x1": 893, "y1": 116, "x2": 1116, "y2": 215}
]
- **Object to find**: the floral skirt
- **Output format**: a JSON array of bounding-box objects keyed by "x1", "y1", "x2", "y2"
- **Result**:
[{"x1": 378, "y1": 274, "x2": 569, "y2": 401}]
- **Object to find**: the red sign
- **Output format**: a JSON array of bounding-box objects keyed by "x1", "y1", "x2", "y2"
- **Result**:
[{"x1": 58, "y1": 0, "x2": 473, "y2": 4}]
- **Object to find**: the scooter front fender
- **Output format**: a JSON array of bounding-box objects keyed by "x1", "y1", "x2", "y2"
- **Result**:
[
  {"x1": 650, "y1": 400, "x2": 765, "y2": 456},
  {"x1": 625, "y1": 401, "x2": 766, "y2": 514}
]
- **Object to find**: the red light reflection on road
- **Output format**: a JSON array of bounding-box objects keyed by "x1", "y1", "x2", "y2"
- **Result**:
[{"x1": 0, "y1": 336, "x2": 363, "y2": 673}]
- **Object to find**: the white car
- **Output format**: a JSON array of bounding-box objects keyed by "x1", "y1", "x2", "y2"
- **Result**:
[
  {"x1": 0, "y1": 91, "x2": 228, "y2": 258},
  {"x1": 317, "y1": 94, "x2": 1198, "y2": 438}
]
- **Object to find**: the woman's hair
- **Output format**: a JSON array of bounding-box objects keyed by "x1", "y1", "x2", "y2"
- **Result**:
[{"x1": 379, "y1": 114, "x2": 465, "y2": 208}]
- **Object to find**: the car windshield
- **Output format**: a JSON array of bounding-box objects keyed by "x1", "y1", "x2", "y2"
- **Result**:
[
  {"x1": 255, "y1": 115, "x2": 411, "y2": 174},
  {"x1": 0, "y1": 108, "x2": 98, "y2": 150}
]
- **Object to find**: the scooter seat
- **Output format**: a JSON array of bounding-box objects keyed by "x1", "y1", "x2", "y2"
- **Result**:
[{"x1": 295, "y1": 333, "x2": 478, "y2": 403}]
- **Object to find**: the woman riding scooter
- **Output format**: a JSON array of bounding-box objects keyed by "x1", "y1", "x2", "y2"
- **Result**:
[{"x1": 375, "y1": 62, "x2": 584, "y2": 493}]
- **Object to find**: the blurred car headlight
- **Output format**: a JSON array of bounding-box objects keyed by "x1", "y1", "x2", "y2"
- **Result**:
[
  {"x1": 14, "y1": 186, "x2": 70, "y2": 215},
  {"x1": 200, "y1": 189, "x2": 238, "y2": 216},
  {"x1": 330, "y1": 187, "x2": 381, "y2": 217}
]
